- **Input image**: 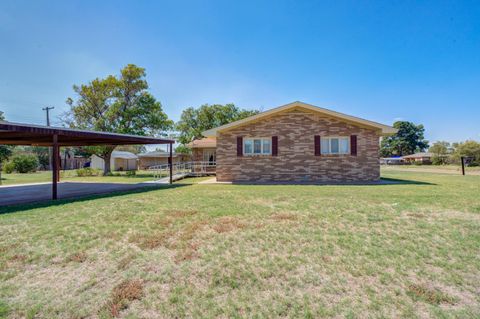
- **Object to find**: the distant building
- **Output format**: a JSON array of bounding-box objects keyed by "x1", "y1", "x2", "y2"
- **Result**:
[
  {"x1": 90, "y1": 151, "x2": 138, "y2": 171},
  {"x1": 402, "y1": 152, "x2": 434, "y2": 164}
]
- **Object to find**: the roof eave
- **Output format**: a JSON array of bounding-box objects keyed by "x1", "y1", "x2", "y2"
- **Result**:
[{"x1": 202, "y1": 101, "x2": 397, "y2": 137}]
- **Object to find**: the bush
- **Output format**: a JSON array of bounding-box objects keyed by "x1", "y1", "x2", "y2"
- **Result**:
[
  {"x1": 126, "y1": 170, "x2": 136, "y2": 177},
  {"x1": 432, "y1": 155, "x2": 448, "y2": 165},
  {"x1": 12, "y1": 154, "x2": 38, "y2": 173},
  {"x1": 2, "y1": 162, "x2": 15, "y2": 174},
  {"x1": 76, "y1": 167, "x2": 102, "y2": 177}
]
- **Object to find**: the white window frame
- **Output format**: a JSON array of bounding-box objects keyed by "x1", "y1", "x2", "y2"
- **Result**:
[
  {"x1": 244, "y1": 137, "x2": 272, "y2": 156},
  {"x1": 321, "y1": 136, "x2": 350, "y2": 155}
]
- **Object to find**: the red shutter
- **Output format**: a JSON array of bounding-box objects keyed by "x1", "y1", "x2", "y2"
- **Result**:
[
  {"x1": 351, "y1": 135, "x2": 357, "y2": 156},
  {"x1": 314, "y1": 135, "x2": 321, "y2": 156},
  {"x1": 237, "y1": 136, "x2": 243, "y2": 156},
  {"x1": 272, "y1": 136, "x2": 278, "y2": 156}
]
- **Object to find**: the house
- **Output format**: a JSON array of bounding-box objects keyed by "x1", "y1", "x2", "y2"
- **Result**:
[
  {"x1": 402, "y1": 152, "x2": 434, "y2": 164},
  {"x1": 200, "y1": 101, "x2": 396, "y2": 183},
  {"x1": 188, "y1": 137, "x2": 217, "y2": 164},
  {"x1": 90, "y1": 151, "x2": 138, "y2": 171},
  {"x1": 137, "y1": 151, "x2": 190, "y2": 169}
]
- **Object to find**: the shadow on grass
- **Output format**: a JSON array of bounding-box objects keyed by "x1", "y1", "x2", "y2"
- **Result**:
[
  {"x1": 227, "y1": 177, "x2": 435, "y2": 186},
  {"x1": 0, "y1": 184, "x2": 188, "y2": 215},
  {"x1": 379, "y1": 177, "x2": 435, "y2": 185}
]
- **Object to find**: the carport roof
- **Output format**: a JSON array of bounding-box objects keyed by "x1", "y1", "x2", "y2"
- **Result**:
[{"x1": 0, "y1": 121, "x2": 174, "y2": 146}]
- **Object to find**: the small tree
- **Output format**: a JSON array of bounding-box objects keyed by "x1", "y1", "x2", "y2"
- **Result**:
[
  {"x1": 64, "y1": 64, "x2": 173, "y2": 175},
  {"x1": 429, "y1": 141, "x2": 450, "y2": 165},
  {"x1": 454, "y1": 140, "x2": 480, "y2": 166}
]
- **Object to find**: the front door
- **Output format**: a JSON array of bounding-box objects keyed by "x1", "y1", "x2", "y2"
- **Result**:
[{"x1": 203, "y1": 149, "x2": 216, "y2": 164}]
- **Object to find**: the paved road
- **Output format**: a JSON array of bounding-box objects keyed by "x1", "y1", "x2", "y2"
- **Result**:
[{"x1": 0, "y1": 182, "x2": 163, "y2": 206}]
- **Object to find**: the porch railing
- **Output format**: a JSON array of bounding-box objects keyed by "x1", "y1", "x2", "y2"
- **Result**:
[{"x1": 148, "y1": 161, "x2": 216, "y2": 179}]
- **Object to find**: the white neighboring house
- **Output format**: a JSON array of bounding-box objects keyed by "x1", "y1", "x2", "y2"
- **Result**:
[{"x1": 90, "y1": 151, "x2": 138, "y2": 171}]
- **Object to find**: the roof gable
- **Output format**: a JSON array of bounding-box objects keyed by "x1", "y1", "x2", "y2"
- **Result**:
[{"x1": 202, "y1": 101, "x2": 397, "y2": 137}]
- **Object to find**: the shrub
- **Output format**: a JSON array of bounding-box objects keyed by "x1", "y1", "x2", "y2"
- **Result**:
[
  {"x1": 432, "y1": 155, "x2": 448, "y2": 165},
  {"x1": 2, "y1": 162, "x2": 15, "y2": 174},
  {"x1": 76, "y1": 167, "x2": 102, "y2": 177},
  {"x1": 12, "y1": 154, "x2": 38, "y2": 173},
  {"x1": 126, "y1": 170, "x2": 136, "y2": 177}
]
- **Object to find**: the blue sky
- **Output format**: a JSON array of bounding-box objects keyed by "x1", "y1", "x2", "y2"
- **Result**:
[{"x1": 1, "y1": 0, "x2": 479, "y2": 142}]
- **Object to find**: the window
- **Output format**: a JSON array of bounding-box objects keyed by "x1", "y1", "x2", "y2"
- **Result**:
[
  {"x1": 321, "y1": 137, "x2": 350, "y2": 155},
  {"x1": 244, "y1": 138, "x2": 272, "y2": 155}
]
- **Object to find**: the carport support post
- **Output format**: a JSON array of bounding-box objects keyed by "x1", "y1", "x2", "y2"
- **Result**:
[
  {"x1": 169, "y1": 142, "x2": 173, "y2": 184},
  {"x1": 52, "y1": 134, "x2": 59, "y2": 200}
]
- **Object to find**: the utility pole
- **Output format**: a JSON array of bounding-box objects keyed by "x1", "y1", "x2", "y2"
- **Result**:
[
  {"x1": 42, "y1": 106, "x2": 55, "y2": 170},
  {"x1": 42, "y1": 106, "x2": 54, "y2": 126}
]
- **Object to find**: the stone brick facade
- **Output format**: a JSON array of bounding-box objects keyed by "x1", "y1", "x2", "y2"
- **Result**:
[{"x1": 216, "y1": 108, "x2": 381, "y2": 183}]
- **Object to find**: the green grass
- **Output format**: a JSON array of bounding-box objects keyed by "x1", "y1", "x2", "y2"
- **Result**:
[{"x1": 0, "y1": 171, "x2": 479, "y2": 318}]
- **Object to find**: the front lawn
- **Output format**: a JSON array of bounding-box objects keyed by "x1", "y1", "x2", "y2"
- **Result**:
[{"x1": 0, "y1": 171, "x2": 479, "y2": 318}]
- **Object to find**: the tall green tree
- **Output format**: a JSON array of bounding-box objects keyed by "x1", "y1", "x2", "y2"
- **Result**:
[
  {"x1": 176, "y1": 104, "x2": 259, "y2": 145},
  {"x1": 0, "y1": 111, "x2": 5, "y2": 121},
  {"x1": 380, "y1": 121, "x2": 429, "y2": 157},
  {"x1": 64, "y1": 64, "x2": 173, "y2": 174}
]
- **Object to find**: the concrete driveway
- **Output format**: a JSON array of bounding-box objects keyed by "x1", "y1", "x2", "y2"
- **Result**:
[{"x1": 0, "y1": 182, "x2": 163, "y2": 206}]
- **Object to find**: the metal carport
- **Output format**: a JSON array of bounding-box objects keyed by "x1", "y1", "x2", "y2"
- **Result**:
[{"x1": 0, "y1": 121, "x2": 174, "y2": 200}]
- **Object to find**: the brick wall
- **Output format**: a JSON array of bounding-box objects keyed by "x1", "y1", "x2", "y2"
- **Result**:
[{"x1": 216, "y1": 108, "x2": 381, "y2": 183}]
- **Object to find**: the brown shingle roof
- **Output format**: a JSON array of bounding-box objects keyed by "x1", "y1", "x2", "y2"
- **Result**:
[{"x1": 188, "y1": 137, "x2": 217, "y2": 148}]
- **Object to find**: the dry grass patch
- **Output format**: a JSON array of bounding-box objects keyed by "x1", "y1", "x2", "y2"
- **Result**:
[
  {"x1": 407, "y1": 284, "x2": 458, "y2": 305},
  {"x1": 66, "y1": 251, "x2": 88, "y2": 263},
  {"x1": 406, "y1": 212, "x2": 426, "y2": 219},
  {"x1": 270, "y1": 212, "x2": 298, "y2": 221},
  {"x1": 117, "y1": 254, "x2": 136, "y2": 270},
  {"x1": 170, "y1": 209, "x2": 198, "y2": 218},
  {"x1": 102, "y1": 279, "x2": 144, "y2": 317},
  {"x1": 129, "y1": 231, "x2": 172, "y2": 249},
  {"x1": 175, "y1": 242, "x2": 201, "y2": 263},
  {"x1": 212, "y1": 216, "x2": 246, "y2": 233}
]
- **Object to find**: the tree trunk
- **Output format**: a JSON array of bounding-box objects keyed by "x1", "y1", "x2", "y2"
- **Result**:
[{"x1": 103, "y1": 151, "x2": 113, "y2": 176}]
